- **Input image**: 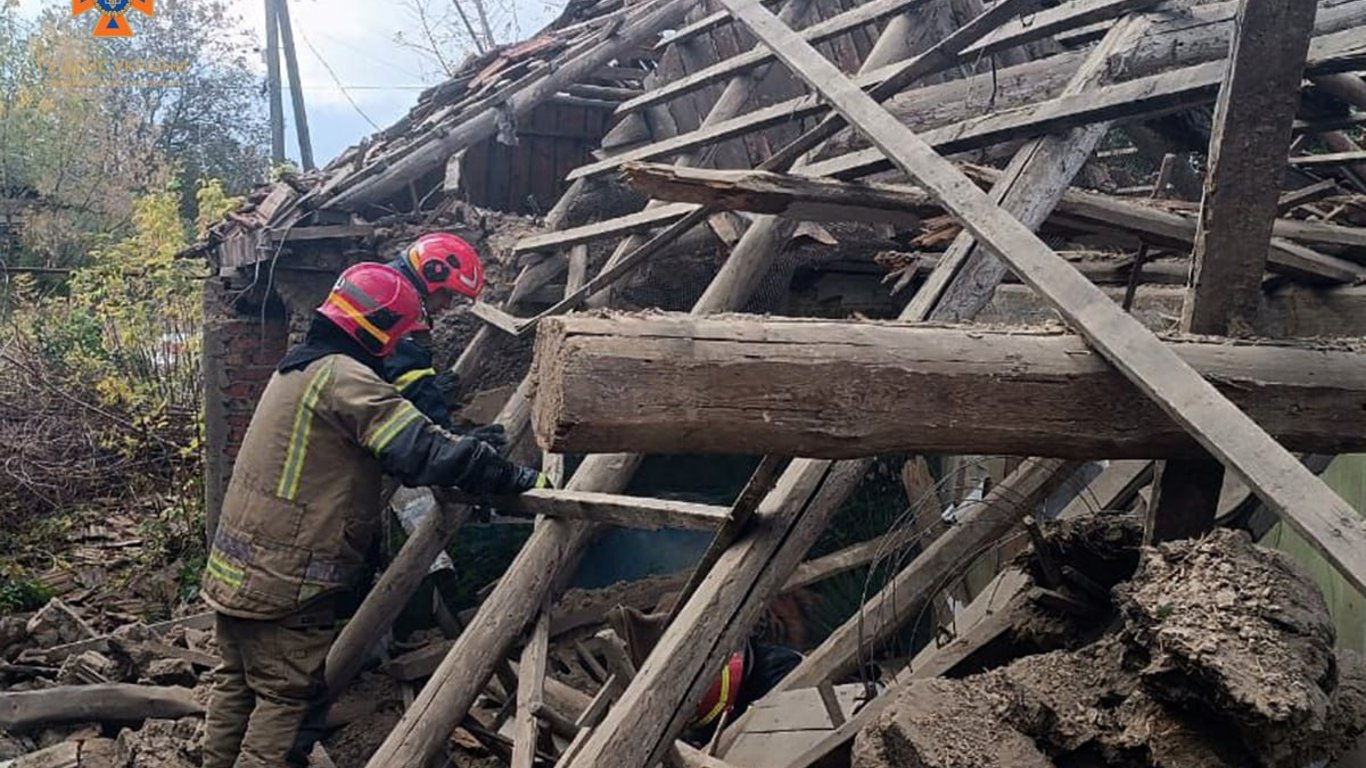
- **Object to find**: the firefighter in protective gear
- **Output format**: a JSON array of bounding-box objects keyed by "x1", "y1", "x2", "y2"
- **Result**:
[
  {"x1": 201, "y1": 262, "x2": 548, "y2": 768},
  {"x1": 382, "y1": 233, "x2": 485, "y2": 431}
]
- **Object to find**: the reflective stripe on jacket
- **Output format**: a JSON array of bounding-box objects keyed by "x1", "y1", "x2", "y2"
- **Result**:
[
  {"x1": 202, "y1": 353, "x2": 496, "y2": 620},
  {"x1": 384, "y1": 337, "x2": 451, "y2": 428}
]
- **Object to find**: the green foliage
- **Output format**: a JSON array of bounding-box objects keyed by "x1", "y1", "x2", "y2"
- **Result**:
[
  {"x1": 0, "y1": 1, "x2": 266, "y2": 272},
  {"x1": 0, "y1": 565, "x2": 51, "y2": 615}
]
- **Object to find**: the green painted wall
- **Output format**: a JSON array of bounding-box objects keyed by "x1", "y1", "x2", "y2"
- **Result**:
[{"x1": 1260, "y1": 455, "x2": 1366, "y2": 653}]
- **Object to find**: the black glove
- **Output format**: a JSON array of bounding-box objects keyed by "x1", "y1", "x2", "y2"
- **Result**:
[
  {"x1": 433, "y1": 370, "x2": 461, "y2": 397},
  {"x1": 466, "y1": 423, "x2": 508, "y2": 454},
  {"x1": 508, "y1": 465, "x2": 553, "y2": 494},
  {"x1": 462, "y1": 444, "x2": 552, "y2": 496}
]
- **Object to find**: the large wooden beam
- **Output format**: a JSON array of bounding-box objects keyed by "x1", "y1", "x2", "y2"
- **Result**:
[
  {"x1": 532, "y1": 313, "x2": 1366, "y2": 459},
  {"x1": 621, "y1": 162, "x2": 1366, "y2": 283},
  {"x1": 1148, "y1": 0, "x2": 1321, "y2": 545},
  {"x1": 719, "y1": 0, "x2": 1366, "y2": 595}
]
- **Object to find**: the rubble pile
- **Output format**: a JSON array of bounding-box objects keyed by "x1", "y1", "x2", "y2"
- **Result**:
[{"x1": 856, "y1": 529, "x2": 1366, "y2": 768}]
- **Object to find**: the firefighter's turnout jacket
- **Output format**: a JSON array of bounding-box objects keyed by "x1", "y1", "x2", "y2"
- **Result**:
[
  {"x1": 203, "y1": 352, "x2": 499, "y2": 620},
  {"x1": 384, "y1": 337, "x2": 452, "y2": 428}
]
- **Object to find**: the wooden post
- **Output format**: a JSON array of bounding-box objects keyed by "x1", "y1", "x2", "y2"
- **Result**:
[
  {"x1": 264, "y1": 0, "x2": 284, "y2": 165},
  {"x1": 274, "y1": 0, "x2": 315, "y2": 171},
  {"x1": 511, "y1": 611, "x2": 549, "y2": 768},
  {"x1": 325, "y1": 494, "x2": 470, "y2": 696},
  {"x1": 715, "y1": 0, "x2": 1366, "y2": 594},
  {"x1": 1148, "y1": 0, "x2": 1320, "y2": 544}
]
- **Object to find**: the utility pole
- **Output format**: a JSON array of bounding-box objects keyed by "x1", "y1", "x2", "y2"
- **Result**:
[
  {"x1": 265, "y1": 0, "x2": 285, "y2": 165},
  {"x1": 263, "y1": 0, "x2": 315, "y2": 170},
  {"x1": 274, "y1": 0, "x2": 315, "y2": 170}
]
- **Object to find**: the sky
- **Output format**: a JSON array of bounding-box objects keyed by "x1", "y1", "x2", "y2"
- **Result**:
[{"x1": 16, "y1": 0, "x2": 567, "y2": 164}]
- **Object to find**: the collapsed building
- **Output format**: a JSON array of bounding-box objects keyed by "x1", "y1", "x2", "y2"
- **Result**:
[{"x1": 6, "y1": 0, "x2": 1366, "y2": 765}]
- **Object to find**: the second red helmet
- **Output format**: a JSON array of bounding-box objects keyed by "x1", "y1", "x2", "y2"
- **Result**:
[{"x1": 401, "y1": 233, "x2": 485, "y2": 300}]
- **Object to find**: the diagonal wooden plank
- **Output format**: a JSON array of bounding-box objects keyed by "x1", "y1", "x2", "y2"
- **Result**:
[
  {"x1": 717, "y1": 0, "x2": 1366, "y2": 596},
  {"x1": 615, "y1": 0, "x2": 932, "y2": 116},
  {"x1": 1148, "y1": 0, "x2": 1321, "y2": 545},
  {"x1": 908, "y1": 14, "x2": 1150, "y2": 321}
]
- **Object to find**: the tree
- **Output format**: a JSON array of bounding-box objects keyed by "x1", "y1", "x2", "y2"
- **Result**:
[{"x1": 0, "y1": 0, "x2": 268, "y2": 271}]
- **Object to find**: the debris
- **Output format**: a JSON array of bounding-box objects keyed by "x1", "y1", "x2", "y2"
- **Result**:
[
  {"x1": 855, "y1": 527, "x2": 1364, "y2": 768},
  {"x1": 25, "y1": 600, "x2": 96, "y2": 648},
  {"x1": 142, "y1": 658, "x2": 197, "y2": 688}
]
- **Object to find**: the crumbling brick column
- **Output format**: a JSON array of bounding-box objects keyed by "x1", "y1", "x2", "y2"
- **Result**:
[{"x1": 201, "y1": 277, "x2": 289, "y2": 543}]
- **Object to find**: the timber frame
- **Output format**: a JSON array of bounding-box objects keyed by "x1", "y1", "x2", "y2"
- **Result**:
[{"x1": 198, "y1": 0, "x2": 1366, "y2": 766}]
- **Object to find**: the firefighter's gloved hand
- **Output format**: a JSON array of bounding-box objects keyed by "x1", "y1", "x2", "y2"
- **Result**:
[
  {"x1": 434, "y1": 370, "x2": 461, "y2": 397},
  {"x1": 466, "y1": 423, "x2": 507, "y2": 453},
  {"x1": 508, "y1": 466, "x2": 554, "y2": 494}
]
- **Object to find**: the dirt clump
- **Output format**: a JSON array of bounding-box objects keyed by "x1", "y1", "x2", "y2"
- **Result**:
[{"x1": 857, "y1": 527, "x2": 1364, "y2": 768}]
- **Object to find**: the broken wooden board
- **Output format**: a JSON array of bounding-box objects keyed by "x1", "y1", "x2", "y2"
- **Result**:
[
  {"x1": 532, "y1": 314, "x2": 1366, "y2": 460},
  {"x1": 441, "y1": 488, "x2": 732, "y2": 531}
]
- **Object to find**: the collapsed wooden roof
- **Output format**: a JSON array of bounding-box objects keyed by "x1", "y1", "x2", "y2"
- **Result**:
[{"x1": 202, "y1": 0, "x2": 1366, "y2": 765}]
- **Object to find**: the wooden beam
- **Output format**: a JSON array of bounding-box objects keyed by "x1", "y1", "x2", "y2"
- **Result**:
[
  {"x1": 532, "y1": 314, "x2": 1366, "y2": 459},
  {"x1": 960, "y1": 0, "x2": 1159, "y2": 58},
  {"x1": 1290, "y1": 149, "x2": 1366, "y2": 166},
  {"x1": 511, "y1": 612, "x2": 549, "y2": 768},
  {"x1": 622, "y1": 162, "x2": 1366, "y2": 281},
  {"x1": 512, "y1": 203, "x2": 697, "y2": 255},
  {"x1": 777, "y1": 459, "x2": 1078, "y2": 691},
  {"x1": 325, "y1": 489, "x2": 471, "y2": 697},
  {"x1": 1149, "y1": 0, "x2": 1320, "y2": 545},
  {"x1": 1186, "y1": 0, "x2": 1320, "y2": 335},
  {"x1": 0, "y1": 684, "x2": 203, "y2": 730},
  {"x1": 697, "y1": 0, "x2": 1366, "y2": 595}
]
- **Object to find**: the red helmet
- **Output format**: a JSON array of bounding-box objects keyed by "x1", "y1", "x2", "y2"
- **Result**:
[
  {"x1": 400, "y1": 233, "x2": 485, "y2": 300},
  {"x1": 317, "y1": 263, "x2": 426, "y2": 358}
]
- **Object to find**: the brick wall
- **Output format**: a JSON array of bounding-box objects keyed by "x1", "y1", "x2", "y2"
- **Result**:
[{"x1": 202, "y1": 277, "x2": 290, "y2": 540}]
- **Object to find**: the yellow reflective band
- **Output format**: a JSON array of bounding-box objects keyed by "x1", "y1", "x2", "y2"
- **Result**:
[
  {"x1": 394, "y1": 367, "x2": 436, "y2": 391},
  {"x1": 206, "y1": 553, "x2": 244, "y2": 588},
  {"x1": 367, "y1": 402, "x2": 423, "y2": 454},
  {"x1": 697, "y1": 664, "x2": 733, "y2": 727},
  {"x1": 276, "y1": 361, "x2": 335, "y2": 500},
  {"x1": 325, "y1": 293, "x2": 390, "y2": 346}
]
